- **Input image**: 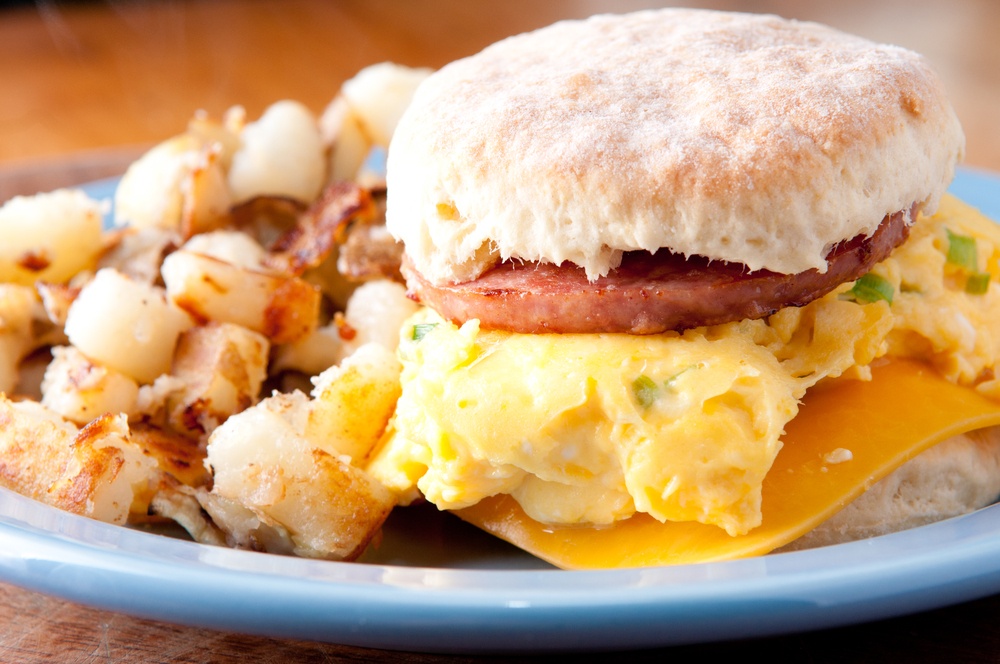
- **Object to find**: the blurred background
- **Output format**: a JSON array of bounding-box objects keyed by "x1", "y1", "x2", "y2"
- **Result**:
[{"x1": 1, "y1": 0, "x2": 998, "y2": 193}]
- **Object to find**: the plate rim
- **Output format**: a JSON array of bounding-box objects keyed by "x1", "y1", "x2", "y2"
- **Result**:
[{"x1": 4, "y1": 484, "x2": 1000, "y2": 652}]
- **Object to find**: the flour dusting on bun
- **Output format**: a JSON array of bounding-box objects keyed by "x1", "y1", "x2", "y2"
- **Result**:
[{"x1": 388, "y1": 9, "x2": 964, "y2": 288}]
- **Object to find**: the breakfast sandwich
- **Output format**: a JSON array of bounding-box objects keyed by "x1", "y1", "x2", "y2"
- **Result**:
[{"x1": 364, "y1": 9, "x2": 1000, "y2": 568}]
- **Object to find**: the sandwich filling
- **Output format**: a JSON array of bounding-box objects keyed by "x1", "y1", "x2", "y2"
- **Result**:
[{"x1": 367, "y1": 196, "x2": 1000, "y2": 536}]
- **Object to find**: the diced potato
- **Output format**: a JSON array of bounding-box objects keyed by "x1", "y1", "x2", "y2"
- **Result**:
[
  {"x1": 65, "y1": 268, "x2": 194, "y2": 384},
  {"x1": 134, "y1": 374, "x2": 187, "y2": 425},
  {"x1": 181, "y1": 230, "x2": 266, "y2": 270},
  {"x1": 0, "y1": 397, "x2": 156, "y2": 524},
  {"x1": 320, "y1": 97, "x2": 371, "y2": 183},
  {"x1": 130, "y1": 423, "x2": 210, "y2": 489},
  {"x1": 97, "y1": 226, "x2": 179, "y2": 285},
  {"x1": 114, "y1": 134, "x2": 194, "y2": 229},
  {"x1": 35, "y1": 281, "x2": 81, "y2": 331},
  {"x1": 270, "y1": 324, "x2": 346, "y2": 377},
  {"x1": 340, "y1": 62, "x2": 432, "y2": 146},
  {"x1": 41, "y1": 345, "x2": 140, "y2": 424},
  {"x1": 192, "y1": 489, "x2": 293, "y2": 552},
  {"x1": 341, "y1": 279, "x2": 419, "y2": 353},
  {"x1": 307, "y1": 343, "x2": 401, "y2": 462},
  {"x1": 181, "y1": 145, "x2": 233, "y2": 236},
  {"x1": 272, "y1": 279, "x2": 417, "y2": 376},
  {"x1": 0, "y1": 189, "x2": 104, "y2": 285},
  {"x1": 114, "y1": 134, "x2": 231, "y2": 236},
  {"x1": 161, "y1": 250, "x2": 319, "y2": 344},
  {"x1": 0, "y1": 70, "x2": 429, "y2": 559},
  {"x1": 0, "y1": 284, "x2": 52, "y2": 393},
  {"x1": 206, "y1": 391, "x2": 395, "y2": 560},
  {"x1": 166, "y1": 322, "x2": 269, "y2": 438},
  {"x1": 319, "y1": 63, "x2": 430, "y2": 184},
  {"x1": 228, "y1": 100, "x2": 325, "y2": 204},
  {"x1": 186, "y1": 107, "x2": 244, "y2": 172}
]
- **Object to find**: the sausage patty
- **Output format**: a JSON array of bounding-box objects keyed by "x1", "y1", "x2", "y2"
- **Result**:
[{"x1": 402, "y1": 208, "x2": 912, "y2": 334}]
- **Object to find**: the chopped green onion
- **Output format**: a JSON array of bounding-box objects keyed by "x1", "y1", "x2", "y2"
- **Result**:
[
  {"x1": 632, "y1": 375, "x2": 659, "y2": 409},
  {"x1": 411, "y1": 322, "x2": 438, "y2": 341},
  {"x1": 946, "y1": 229, "x2": 979, "y2": 271},
  {"x1": 966, "y1": 271, "x2": 991, "y2": 295},
  {"x1": 846, "y1": 272, "x2": 894, "y2": 304}
]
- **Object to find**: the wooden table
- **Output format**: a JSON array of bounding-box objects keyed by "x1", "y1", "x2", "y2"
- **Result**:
[{"x1": 2, "y1": 1, "x2": 999, "y2": 661}]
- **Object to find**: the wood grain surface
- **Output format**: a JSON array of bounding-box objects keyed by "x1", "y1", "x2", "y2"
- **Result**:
[
  {"x1": 2, "y1": 0, "x2": 1000, "y2": 171},
  {"x1": 1, "y1": 1, "x2": 1000, "y2": 661}
]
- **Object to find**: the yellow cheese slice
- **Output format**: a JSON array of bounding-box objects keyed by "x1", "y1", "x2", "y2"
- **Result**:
[{"x1": 455, "y1": 360, "x2": 1000, "y2": 569}]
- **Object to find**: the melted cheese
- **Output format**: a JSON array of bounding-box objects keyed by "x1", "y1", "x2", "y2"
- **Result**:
[{"x1": 455, "y1": 360, "x2": 1000, "y2": 568}]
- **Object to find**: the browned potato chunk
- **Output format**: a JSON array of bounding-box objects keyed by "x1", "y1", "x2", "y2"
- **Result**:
[
  {"x1": 97, "y1": 227, "x2": 179, "y2": 285},
  {"x1": 308, "y1": 343, "x2": 401, "y2": 463},
  {"x1": 40, "y1": 345, "x2": 140, "y2": 424},
  {"x1": 181, "y1": 230, "x2": 266, "y2": 270},
  {"x1": 130, "y1": 423, "x2": 210, "y2": 489},
  {"x1": 166, "y1": 322, "x2": 269, "y2": 438},
  {"x1": 35, "y1": 281, "x2": 81, "y2": 330},
  {"x1": 161, "y1": 250, "x2": 320, "y2": 344},
  {"x1": 114, "y1": 135, "x2": 232, "y2": 237},
  {"x1": 0, "y1": 284, "x2": 44, "y2": 393},
  {"x1": 0, "y1": 189, "x2": 104, "y2": 286},
  {"x1": 0, "y1": 397, "x2": 155, "y2": 524},
  {"x1": 206, "y1": 392, "x2": 394, "y2": 560}
]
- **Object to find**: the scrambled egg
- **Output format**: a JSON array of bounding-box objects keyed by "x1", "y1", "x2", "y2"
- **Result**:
[
  {"x1": 874, "y1": 196, "x2": 1000, "y2": 394},
  {"x1": 367, "y1": 195, "x2": 1000, "y2": 535}
]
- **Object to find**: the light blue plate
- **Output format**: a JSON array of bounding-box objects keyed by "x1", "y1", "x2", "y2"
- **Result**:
[{"x1": 1, "y1": 168, "x2": 999, "y2": 654}]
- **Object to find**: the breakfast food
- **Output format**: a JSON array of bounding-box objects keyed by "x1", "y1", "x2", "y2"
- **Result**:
[
  {"x1": 3, "y1": 10, "x2": 1000, "y2": 572},
  {"x1": 367, "y1": 9, "x2": 1000, "y2": 567},
  {"x1": 0, "y1": 63, "x2": 429, "y2": 560}
]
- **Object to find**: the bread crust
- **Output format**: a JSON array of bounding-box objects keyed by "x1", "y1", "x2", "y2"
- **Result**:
[{"x1": 387, "y1": 9, "x2": 965, "y2": 285}]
